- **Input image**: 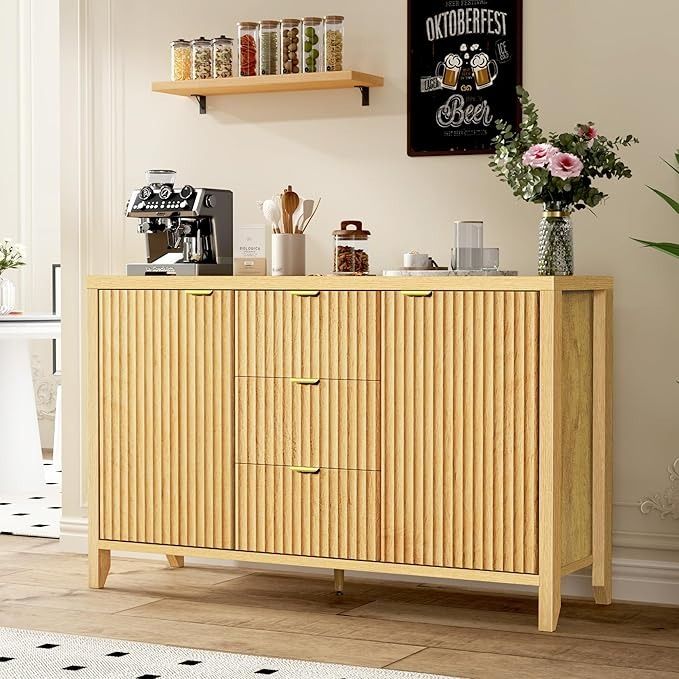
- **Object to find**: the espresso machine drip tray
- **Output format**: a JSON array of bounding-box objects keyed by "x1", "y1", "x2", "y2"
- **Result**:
[{"x1": 127, "y1": 262, "x2": 234, "y2": 276}]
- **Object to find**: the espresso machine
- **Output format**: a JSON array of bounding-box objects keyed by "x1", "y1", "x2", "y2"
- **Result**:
[{"x1": 126, "y1": 170, "x2": 233, "y2": 275}]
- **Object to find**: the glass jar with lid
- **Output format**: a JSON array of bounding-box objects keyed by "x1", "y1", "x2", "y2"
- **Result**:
[
  {"x1": 170, "y1": 39, "x2": 191, "y2": 81},
  {"x1": 191, "y1": 37, "x2": 212, "y2": 79},
  {"x1": 212, "y1": 36, "x2": 234, "y2": 78},
  {"x1": 324, "y1": 16, "x2": 344, "y2": 72},
  {"x1": 238, "y1": 22, "x2": 259, "y2": 77},
  {"x1": 333, "y1": 221, "x2": 371, "y2": 275},
  {"x1": 302, "y1": 17, "x2": 324, "y2": 73},
  {"x1": 259, "y1": 20, "x2": 281, "y2": 75},
  {"x1": 281, "y1": 19, "x2": 302, "y2": 74}
]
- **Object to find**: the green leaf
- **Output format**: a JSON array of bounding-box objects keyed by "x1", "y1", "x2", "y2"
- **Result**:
[
  {"x1": 631, "y1": 239, "x2": 679, "y2": 259},
  {"x1": 648, "y1": 186, "x2": 679, "y2": 215},
  {"x1": 661, "y1": 157, "x2": 679, "y2": 176}
]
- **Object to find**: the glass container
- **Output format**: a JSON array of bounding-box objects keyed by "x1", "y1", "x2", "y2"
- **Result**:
[
  {"x1": 324, "y1": 16, "x2": 344, "y2": 72},
  {"x1": 538, "y1": 205, "x2": 573, "y2": 276},
  {"x1": 191, "y1": 38, "x2": 212, "y2": 80},
  {"x1": 170, "y1": 39, "x2": 191, "y2": 81},
  {"x1": 482, "y1": 248, "x2": 500, "y2": 272},
  {"x1": 259, "y1": 21, "x2": 281, "y2": 75},
  {"x1": 212, "y1": 36, "x2": 234, "y2": 78},
  {"x1": 238, "y1": 22, "x2": 259, "y2": 77},
  {"x1": 0, "y1": 277, "x2": 16, "y2": 315},
  {"x1": 146, "y1": 169, "x2": 176, "y2": 187},
  {"x1": 333, "y1": 221, "x2": 371, "y2": 275},
  {"x1": 281, "y1": 19, "x2": 302, "y2": 74},
  {"x1": 302, "y1": 17, "x2": 324, "y2": 73},
  {"x1": 451, "y1": 220, "x2": 483, "y2": 270}
]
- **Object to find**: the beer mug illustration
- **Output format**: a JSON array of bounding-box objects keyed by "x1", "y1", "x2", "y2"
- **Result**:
[
  {"x1": 435, "y1": 53, "x2": 463, "y2": 90},
  {"x1": 471, "y1": 52, "x2": 498, "y2": 90}
]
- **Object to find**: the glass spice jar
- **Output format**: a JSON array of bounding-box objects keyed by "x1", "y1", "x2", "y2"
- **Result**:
[
  {"x1": 191, "y1": 37, "x2": 212, "y2": 79},
  {"x1": 302, "y1": 17, "x2": 324, "y2": 73},
  {"x1": 333, "y1": 221, "x2": 371, "y2": 275},
  {"x1": 259, "y1": 20, "x2": 281, "y2": 75},
  {"x1": 170, "y1": 39, "x2": 191, "y2": 81},
  {"x1": 324, "y1": 16, "x2": 344, "y2": 72},
  {"x1": 281, "y1": 19, "x2": 302, "y2": 74},
  {"x1": 238, "y1": 22, "x2": 259, "y2": 77},
  {"x1": 212, "y1": 36, "x2": 234, "y2": 78}
]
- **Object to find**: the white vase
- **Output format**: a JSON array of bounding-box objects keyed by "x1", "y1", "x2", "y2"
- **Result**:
[{"x1": 0, "y1": 276, "x2": 16, "y2": 314}]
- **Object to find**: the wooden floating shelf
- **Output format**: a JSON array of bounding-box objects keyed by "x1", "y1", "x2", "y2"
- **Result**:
[{"x1": 152, "y1": 70, "x2": 384, "y2": 114}]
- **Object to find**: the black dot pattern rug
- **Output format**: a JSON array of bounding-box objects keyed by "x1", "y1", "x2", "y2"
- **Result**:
[{"x1": 0, "y1": 627, "x2": 458, "y2": 678}]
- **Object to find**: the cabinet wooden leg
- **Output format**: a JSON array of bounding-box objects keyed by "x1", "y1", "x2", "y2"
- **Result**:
[
  {"x1": 166, "y1": 555, "x2": 184, "y2": 569},
  {"x1": 538, "y1": 578, "x2": 561, "y2": 632},
  {"x1": 89, "y1": 548, "x2": 111, "y2": 589},
  {"x1": 334, "y1": 569, "x2": 345, "y2": 595}
]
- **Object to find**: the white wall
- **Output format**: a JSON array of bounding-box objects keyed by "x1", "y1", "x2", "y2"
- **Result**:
[
  {"x1": 1, "y1": 0, "x2": 61, "y2": 445},
  {"x1": 60, "y1": 0, "x2": 679, "y2": 580}
]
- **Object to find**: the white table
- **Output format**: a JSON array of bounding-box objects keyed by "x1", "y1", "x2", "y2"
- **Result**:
[{"x1": 0, "y1": 315, "x2": 61, "y2": 495}]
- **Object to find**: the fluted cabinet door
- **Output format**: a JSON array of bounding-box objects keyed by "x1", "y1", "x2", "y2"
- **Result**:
[
  {"x1": 382, "y1": 291, "x2": 539, "y2": 574},
  {"x1": 98, "y1": 290, "x2": 234, "y2": 549}
]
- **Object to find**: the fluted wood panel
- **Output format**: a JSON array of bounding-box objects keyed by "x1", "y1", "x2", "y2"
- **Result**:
[
  {"x1": 236, "y1": 464, "x2": 380, "y2": 561},
  {"x1": 98, "y1": 290, "x2": 234, "y2": 549},
  {"x1": 235, "y1": 291, "x2": 380, "y2": 380},
  {"x1": 381, "y1": 291, "x2": 539, "y2": 574},
  {"x1": 236, "y1": 378, "x2": 380, "y2": 470}
]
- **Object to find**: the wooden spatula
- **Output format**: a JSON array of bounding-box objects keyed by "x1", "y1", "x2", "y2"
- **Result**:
[{"x1": 281, "y1": 186, "x2": 300, "y2": 234}]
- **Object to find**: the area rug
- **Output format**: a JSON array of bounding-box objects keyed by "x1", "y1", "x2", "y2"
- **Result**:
[{"x1": 0, "y1": 627, "x2": 458, "y2": 679}]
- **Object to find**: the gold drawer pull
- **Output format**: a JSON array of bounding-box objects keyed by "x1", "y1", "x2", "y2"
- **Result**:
[
  {"x1": 290, "y1": 466, "x2": 321, "y2": 475},
  {"x1": 291, "y1": 378, "x2": 321, "y2": 386},
  {"x1": 290, "y1": 290, "x2": 320, "y2": 297},
  {"x1": 185, "y1": 290, "x2": 214, "y2": 297},
  {"x1": 401, "y1": 291, "x2": 433, "y2": 298}
]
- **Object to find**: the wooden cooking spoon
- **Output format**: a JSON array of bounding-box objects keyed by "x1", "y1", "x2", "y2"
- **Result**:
[{"x1": 281, "y1": 185, "x2": 300, "y2": 234}]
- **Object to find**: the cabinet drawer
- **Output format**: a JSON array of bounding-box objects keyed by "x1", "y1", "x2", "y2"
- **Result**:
[
  {"x1": 235, "y1": 290, "x2": 380, "y2": 380},
  {"x1": 236, "y1": 377, "x2": 380, "y2": 470},
  {"x1": 236, "y1": 464, "x2": 380, "y2": 561}
]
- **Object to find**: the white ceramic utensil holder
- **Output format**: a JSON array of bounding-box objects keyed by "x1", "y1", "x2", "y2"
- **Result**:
[{"x1": 271, "y1": 233, "x2": 306, "y2": 276}]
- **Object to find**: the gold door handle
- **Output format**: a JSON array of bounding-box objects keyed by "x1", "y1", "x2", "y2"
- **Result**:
[
  {"x1": 291, "y1": 378, "x2": 321, "y2": 386},
  {"x1": 401, "y1": 291, "x2": 433, "y2": 298},
  {"x1": 184, "y1": 290, "x2": 214, "y2": 297},
  {"x1": 290, "y1": 290, "x2": 320, "y2": 297},
  {"x1": 290, "y1": 466, "x2": 321, "y2": 474}
]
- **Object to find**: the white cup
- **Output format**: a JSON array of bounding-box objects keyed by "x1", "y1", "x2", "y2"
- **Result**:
[{"x1": 403, "y1": 252, "x2": 430, "y2": 269}]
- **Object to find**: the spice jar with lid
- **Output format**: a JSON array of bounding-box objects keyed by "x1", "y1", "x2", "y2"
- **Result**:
[
  {"x1": 212, "y1": 36, "x2": 234, "y2": 78},
  {"x1": 302, "y1": 17, "x2": 324, "y2": 73},
  {"x1": 324, "y1": 16, "x2": 344, "y2": 72},
  {"x1": 333, "y1": 221, "x2": 372, "y2": 275},
  {"x1": 238, "y1": 22, "x2": 259, "y2": 77},
  {"x1": 191, "y1": 37, "x2": 212, "y2": 79},
  {"x1": 170, "y1": 39, "x2": 191, "y2": 81},
  {"x1": 259, "y1": 21, "x2": 281, "y2": 75},
  {"x1": 281, "y1": 19, "x2": 302, "y2": 74}
]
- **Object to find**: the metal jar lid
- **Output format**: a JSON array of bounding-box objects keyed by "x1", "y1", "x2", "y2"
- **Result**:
[
  {"x1": 333, "y1": 220, "x2": 371, "y2": 240},
  {"x1": 171, "y1": 39, "x2": 190, "y2": 46},
  {"x1": 190, "y1": 36, "x2": 210, "y2": 45},
  {"x1": 211, "y1": 35, "x2": 233, "y2": 43}
]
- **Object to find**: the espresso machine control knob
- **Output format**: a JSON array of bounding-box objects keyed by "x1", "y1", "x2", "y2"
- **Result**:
[
  {"x1": 179, "y1": 185, "x2": 195, "y2": 201},
  {"x1": 139, "y1": 186, "x2": 153, "y2": 201},
  {"x1": 204, "y1": 194, "x2": 215, "y2": 208},
  {"x1": 159, "y1": 185, "x2": 173, "y2": 200}
]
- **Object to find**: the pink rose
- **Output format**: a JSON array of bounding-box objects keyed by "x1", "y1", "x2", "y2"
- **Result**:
[
  {"x1": 549, "y1": 152, "x2": 584, "y2": 180},
  {"x1": 522, "y1": 143, "x2": 559, "y2": 168},
  {"x1": 576, "y1": 124, "x2": 598, "y2": 141}
]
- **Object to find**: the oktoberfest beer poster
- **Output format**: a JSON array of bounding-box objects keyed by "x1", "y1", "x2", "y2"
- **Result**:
[{"x1": 408, "y1": 0, "x2": 523, "y2": 156}]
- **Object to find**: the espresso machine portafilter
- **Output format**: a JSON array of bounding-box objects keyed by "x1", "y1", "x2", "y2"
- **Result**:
[{"x1": 126, "y1": 170, "x2": 234, "y2": 276}]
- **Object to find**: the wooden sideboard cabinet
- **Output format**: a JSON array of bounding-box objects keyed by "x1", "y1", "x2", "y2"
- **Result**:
[{"x1": 87, "y1": 276, "x2": 613, "y2": 632}]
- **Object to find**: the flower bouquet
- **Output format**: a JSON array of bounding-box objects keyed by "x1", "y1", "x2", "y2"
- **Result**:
[
  {"x1": 490, "y1": 88, "x2": 638, "y2": 275},
  {"x1": 0, "y1": 238, "x2": 26, "y2": 315}
]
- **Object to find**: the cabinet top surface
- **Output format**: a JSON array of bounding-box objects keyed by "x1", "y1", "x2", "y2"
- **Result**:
[{"x1": 87, "y1": 276, "x2": 613, "y2": 292}]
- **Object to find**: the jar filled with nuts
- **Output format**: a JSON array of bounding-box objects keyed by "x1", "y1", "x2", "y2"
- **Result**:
[
  {"x1": 259, "y1": 20, "x2": 281, "y2": 75},
  {"x1": 170, "y1": 39, "x2": 191, "y2": 81},
  {"x1": 324, "y1": 16, "x2": 344, "y2": 72},
  {"x1": 191, "y1": 37, "x2": 212, "y2": 79},
  {"x1": 302, "y1": 17, "x2": 324, "y2": 73},
  {"x1": 238, "y1": 22, "x2": 259, "y2": 77},
  {"x1": 281, "y1": 19, "x2": 302, "y2": 74},
  {"x1": 333, "y1": 221, "x2": 372, "y2": 275},
  {"x1": 212, "y1": 36, "x2": 234, "y2": 78}
]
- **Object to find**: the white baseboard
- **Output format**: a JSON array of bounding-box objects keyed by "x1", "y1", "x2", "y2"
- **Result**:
[{"x1": 58, "y1": 515, "x2": 679, "y2": 605}]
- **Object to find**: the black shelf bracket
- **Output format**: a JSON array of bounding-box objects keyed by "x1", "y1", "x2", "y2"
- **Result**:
[
  {"x1": 356, "y1": 86, "x2": 370, "y2": 107},
  {"x1": 194, "y1": 95, "x2": 207, "y2": 115}
]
